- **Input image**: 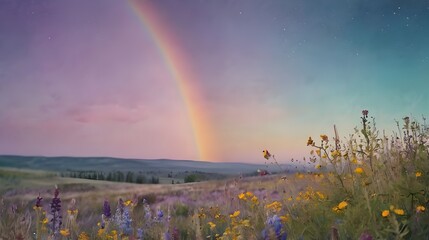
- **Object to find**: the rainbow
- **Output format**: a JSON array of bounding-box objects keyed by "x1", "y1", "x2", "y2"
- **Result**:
[{"x1": 128, "y1": 0, "x2": 216, "y2": 161}]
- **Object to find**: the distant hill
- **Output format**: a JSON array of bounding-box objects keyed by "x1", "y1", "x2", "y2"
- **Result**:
[{"x1": 0, "y1": 155, "x2": 290, "y2": 175}]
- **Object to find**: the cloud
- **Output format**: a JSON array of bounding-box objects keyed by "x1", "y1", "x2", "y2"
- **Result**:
[{"x1": 66, "y1": 104, "x2": 148, "y2": 124}]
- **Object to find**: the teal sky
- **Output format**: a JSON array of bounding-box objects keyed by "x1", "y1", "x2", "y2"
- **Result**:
[{"x1": 0, "y1": 0, "x2": 428, "y2": 163}]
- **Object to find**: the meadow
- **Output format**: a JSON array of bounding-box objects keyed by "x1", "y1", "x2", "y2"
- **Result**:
[{"x1": 1, "y1": 111, "x2": 428, "y2": 239}]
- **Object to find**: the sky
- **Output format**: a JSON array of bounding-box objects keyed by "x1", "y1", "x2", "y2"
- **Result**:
[{"x1": 0, "y1": 0, "x2": 428, "y2": 163}]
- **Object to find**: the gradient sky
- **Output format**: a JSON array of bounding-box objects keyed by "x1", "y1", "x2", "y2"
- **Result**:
[{"x1": 1, "y1": 0, "x2": 428, "y2": 163}]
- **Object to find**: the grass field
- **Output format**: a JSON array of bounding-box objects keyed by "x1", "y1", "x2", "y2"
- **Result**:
[{"x1": 1, "y1": 111, "x2": 429, "y2": 239}]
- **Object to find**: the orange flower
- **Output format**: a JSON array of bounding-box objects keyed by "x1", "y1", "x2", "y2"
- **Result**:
[
  {"x1": 381, "y1": 210, "x2": 390, "y2": 217},
  {"x1": 416, "y1": 205, "x2": 426, "y2": 213},
  {"x1": 416, "y1": 171, "x2": 422, "y2": 177},
  {"x1": 338, "y1": 201, "x2": 348, "y2": 210},
  {"x1": 393, "y1": 209, "x2": 405, "y2": 215},
  {"x1": 354, "y1": 167, "x2": 364, "y2": 174}
]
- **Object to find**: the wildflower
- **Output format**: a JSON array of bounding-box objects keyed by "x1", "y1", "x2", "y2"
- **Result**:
[
  {"x1": 124, "y1": 200, "x2": 133, "y2": 207},
  {"x1": 316, "y1": 191, "x2": 325, "y2": 200},
  {"x1": 251, "y1": 195, "x2": 259, "y2": 204},
  {"x1": 416, "y1": 171, "x2": 422, "y2": 177},
  {"x1": 362, "y1": 110, "x2": 368, "y2": 117},
  {"x1": 78, "y1": 232, "x2": 90, "y2": 240},
  {"x1": 103, "y1": 200, "x2": 112, "y2": 218},
  {"x1": 381, "y1": 210, "x2": 390, "y2": 217},
  {"x1": 157, "y1": 209, "x2": 164, "y2": 220},
  {"x1": 137, "y1": 228, "x2": 144, "y2": 240},
  {"x1": 393, "y1": 209, "x2": 405, "y2": 215},
  {"x1": 307, "y1": 137, "x2": 314, "y2": 146},
  {"x1": 355, "y1": 167, "x2": 364, "y2": 174},
  {"x1": 331, "y1": 150, "x2": 341, "y2": 158},
  {"x1": 280, "y1": 215, "x2": 288, "y2": 223},
  {"x1": 338, "y1": 201, "x2": 348, "y2": 210},
  {"x1": 97, "y1": 228, "x2": 105, "y2": 237},
  {"x1": 416, "y1": 205, "x2": 426, "y2": 213},
  {"x1": 34, "y1": 194, "x2": 43, "y2": 210},
  {"x1": 60, "y1": 229, "x2": 70, "y2": 237},
  {"x1": 245, "y1": 191, "x2": 253, "y2": 198},
  {"x1": 238, "y1": 193, "x2": 246, "y2": 200},
  {"x1": 333, "y1": 201, "x2": 348, "y2": 212},
  {"x1": 315, "y1": 164, "x2": 322, "y2": 169},
  {"x1": 121, "y1": 208, "x2": 133, "y2": 235},
  {"x1": 320, "y1": 134, "x2": 329, "y2": 142},
  {"x1": 263, "y1": 149, "x2": 271, "y2": 160},
  {"x1": 230, "y1": 210, "x2": 240, "y2": 218},
  {"x1": 265, "y1": 201, "x2": 282, "y2": 212},
  {"x1": 262, "y1": 215, "x2": 287, "y2": 240},
  {"x1": 208, "y1": 221, "x2": 216, "y2": 230},
  {"x1": 50, "y1": 186, "x2": 62, "y2": 235}
]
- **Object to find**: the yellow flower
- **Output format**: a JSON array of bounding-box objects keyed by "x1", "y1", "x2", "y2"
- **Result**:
[
  {"x1": 67, "y1": 209, "x2": 79, "y2": 215},
  {"x1": 416, "y1": 171, "x2": 422, "y2": 177},
  {"x1": 382, "y1": 210, "x2": 390, "y2": 217},
  {"x1": 265, "y1": 201, "x2": 282, "y2": 212},
  {"x1": 280, "y1": 215, "x2": 288, "y2": 223},
  {"x1": 331, "y1": 150, "x2": 341, "y2": 158},
  {"x1": 316, "y1": 191, "x2": 325, "y2": 200},
  {"x1": 42, "y1": 218, "x2": 48, "y2": 224},
  {"x1": 124, "y1": 200, "x2": 133, "y2": 206},
  {"x1": 393, "y1": 209, "x2": 405, "y2": 215},
  {"x1": 245, "y1": 191, "x2": 253, "y2": 198},
  {"x1": 230, "y1": 210, "x2": 240, "y2": 218},
  {"x1": 60, "y1": 229, "x2": 70, "y2": 237},
  {"x1": 332, "y1": 206, "x2": 340, "y2": 212},
  {"x1": 208, "y1": 221, "x2": 216, "y2": 230},
  {"x1": 315, "y1": 164, "x2": 322, "y2": 169},
  {"x1": 251, "y1": 196, "x2": 259, "y2": 204},
  {"x1": 354, "y1": 167, "x2": 364, "y2": 174},
  {"x1": 33, "y1": 206, "x2": 42, "y2": 211},
  {"x1": 240, "y1": 219, "x2": 251, "y2": 227},
  {"x1": 238, "y1": 193, "x2": 246, "y2": 200},
  {"x1": 97, "y1": 228, "x2": 105, "y2": 236},
  {"x1": 351, "y1": 157, "x2": 358, "y2": 164},
  {"x1": 338, "y1": 201, "x2": 348, "y2": 210},
  {"x1": 78, "y1": 232, "x2": 90, "y2": 240},
  {"x1": 416, "y1": 205, "x2": 426, "y2": 213},
  {"x1": 262, "y1": 149, "x2": 271, "y2": 160},
  {"x1": 287, "y1": 196, "x2": 293, "y2": 201}
]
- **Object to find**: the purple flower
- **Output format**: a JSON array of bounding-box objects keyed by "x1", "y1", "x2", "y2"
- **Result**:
[
  {"x1": 35, "y1": 194, "x2": 43, "y2": 208},
  {"x1": 263, "y1": 215, "x2": 287, "y2": 240},
  {"x1": 103, "y1": 200, "x2": 112, "y2": 218},
  {"x1": 359, "y1": 232, "x2": 373, "y2": 240},
  {"x1": 50, "y1": 187, "x2": 62, "y2": 235},
  {"x1": 157, "y1": 209, "x2": 164, "y2": 220},
  {"x1": 137, "y1": 228, "x2": 144, "y2": 240}
]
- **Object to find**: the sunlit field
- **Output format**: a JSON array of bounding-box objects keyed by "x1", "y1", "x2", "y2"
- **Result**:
[{"x1": 1, "y1": 111, "x2": 428, "y2": 239}]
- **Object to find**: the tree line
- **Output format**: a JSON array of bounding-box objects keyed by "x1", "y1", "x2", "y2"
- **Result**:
[{"x1": 61, "y1": 170, "x2": 159, "y2": 184}]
